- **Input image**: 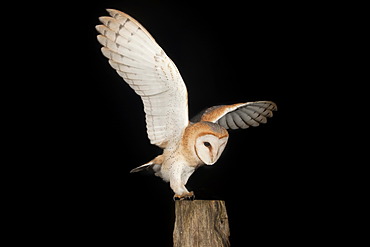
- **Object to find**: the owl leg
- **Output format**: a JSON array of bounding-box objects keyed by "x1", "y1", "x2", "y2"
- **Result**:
[
  {"x1": 170, "y1": 164, "x2": 195, "y2": 200},
  {"x1": 170, "y1": 180, "x2": 190, "y2": 197}
]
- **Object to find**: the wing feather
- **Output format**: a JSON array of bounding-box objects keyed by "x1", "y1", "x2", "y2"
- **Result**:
[
  {"x1": 96, "y1": 25, "x2": 156, "y2": 57},
  {"x1": 195, "y1": 101, "x2": 277, "y2": 130},
  {"x1": 218, "y1": 115, "x2": 228, "y2": 129},
  {"x1": 240, "y1": 108, "x2": 266, "y2": 124},
  {"x1": 96, "y1": 9, "x2": 188, "y2": 148},
  {"x1": 226, "y1": 114, "x2": 238, "y2": 130},
  {"x1": 230, "y1": 112, "x2": 249, "y2": 129},
  {"x1": 238, "y1": 110, "x2": 257, "y2": 126}
]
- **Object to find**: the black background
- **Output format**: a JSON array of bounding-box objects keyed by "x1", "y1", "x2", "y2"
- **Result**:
[
  {"x1": 48, "y1": 1, "x2": 335, "y2": 246},
  {"x1": 4, "y1": 0, "x2": 361, "y2": 245}
]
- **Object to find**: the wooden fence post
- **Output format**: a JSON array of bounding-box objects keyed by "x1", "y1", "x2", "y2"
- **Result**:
[{"x1": 173, "y1": 200, "x2": 230, "y2": 247}]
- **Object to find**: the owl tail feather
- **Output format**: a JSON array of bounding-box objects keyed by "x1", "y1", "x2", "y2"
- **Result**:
[
  {"x1": 130, "y1": 155, "x2": 163, "y2": 173},
  {"x1": 130, "y1": 162, "x2": 154, "y2": 173}
]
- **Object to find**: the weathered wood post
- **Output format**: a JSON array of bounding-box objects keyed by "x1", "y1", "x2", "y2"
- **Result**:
[{"x1": 173, "y1": 200, "x2": 230, "y2": 247}]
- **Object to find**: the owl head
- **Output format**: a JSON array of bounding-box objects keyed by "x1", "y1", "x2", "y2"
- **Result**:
[{"x1": 183, "y1": 122, "x2": 229, "y2": 166}]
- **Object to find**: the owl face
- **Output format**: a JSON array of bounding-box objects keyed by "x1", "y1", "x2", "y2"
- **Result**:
[
  {"x1": 195, "y1": 134, "x2": 228, "y2": 165},
  {"x1": 181, "y1": 121, "x2": 229, "y2": 166}
]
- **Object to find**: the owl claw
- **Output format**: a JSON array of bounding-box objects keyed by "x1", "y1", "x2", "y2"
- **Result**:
[{"x1": 173, "y1": 191, "x2": 195, "y2": 201}]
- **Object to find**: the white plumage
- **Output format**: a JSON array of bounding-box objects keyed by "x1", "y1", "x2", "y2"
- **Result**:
[
  {"x1": 96, "y1": 9, "x2": 277, "y2": 199},
  {"x1": 96, "y1": 9, "x2": 188, "y2": 148}
]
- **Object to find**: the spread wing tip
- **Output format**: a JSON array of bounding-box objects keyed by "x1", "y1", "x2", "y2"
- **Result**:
[
  {"x1": 194, "y1": 100, "x2": 277, "y2": 130},
  {"x1": 251, "y1": 101, "x2": 278, "y2": 111}
]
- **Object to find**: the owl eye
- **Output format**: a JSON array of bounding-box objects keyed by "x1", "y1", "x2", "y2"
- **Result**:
[{"x1": 203, "y1": 142, "x2": 211, "y2": 147}]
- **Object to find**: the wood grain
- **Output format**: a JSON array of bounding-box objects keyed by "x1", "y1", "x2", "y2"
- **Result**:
[{"x1": 173, "y1": 200, "x2": 230, "y2": 247}]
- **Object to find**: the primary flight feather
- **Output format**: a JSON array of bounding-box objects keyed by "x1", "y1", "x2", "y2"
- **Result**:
[{"x1": 96, "y1": 9, "x2": 277, "y2": 199}]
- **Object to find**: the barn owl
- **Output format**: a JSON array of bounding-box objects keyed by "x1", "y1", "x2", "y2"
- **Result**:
[{"x1": 96, "y1": 9, "x2": 277, "y2": 200}]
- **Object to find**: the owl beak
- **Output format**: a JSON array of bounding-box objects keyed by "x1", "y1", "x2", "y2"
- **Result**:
[
  {"x1": 203, "y1": 151, "x2": 217, "y2": 166},
  {"x1": 205, "y1": 137, "x2": 228, "y2": 165},
  {"x1": 204, "y1": 152, "x2": 219, "y2": 165}
]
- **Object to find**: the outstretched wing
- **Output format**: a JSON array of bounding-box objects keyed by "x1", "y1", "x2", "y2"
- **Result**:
[
  {"x1": 96, "y1": 9, "x2": 188, "y2": 148},
  {"x1": 193, "y1": 101, "x2": 277, "y2": 130}
]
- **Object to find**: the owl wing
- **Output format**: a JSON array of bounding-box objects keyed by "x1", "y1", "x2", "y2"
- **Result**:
[
  {"x1": 96, "y1": 9, "x2": 188, "y2": 148},
  {"x1": 193, "y1": 101, "x2": 277, "y2": 130}
]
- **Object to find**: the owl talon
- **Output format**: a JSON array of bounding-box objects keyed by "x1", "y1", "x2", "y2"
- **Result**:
[{"x1": 173, "y1": 191, "x2": 195, "y2": 201}]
